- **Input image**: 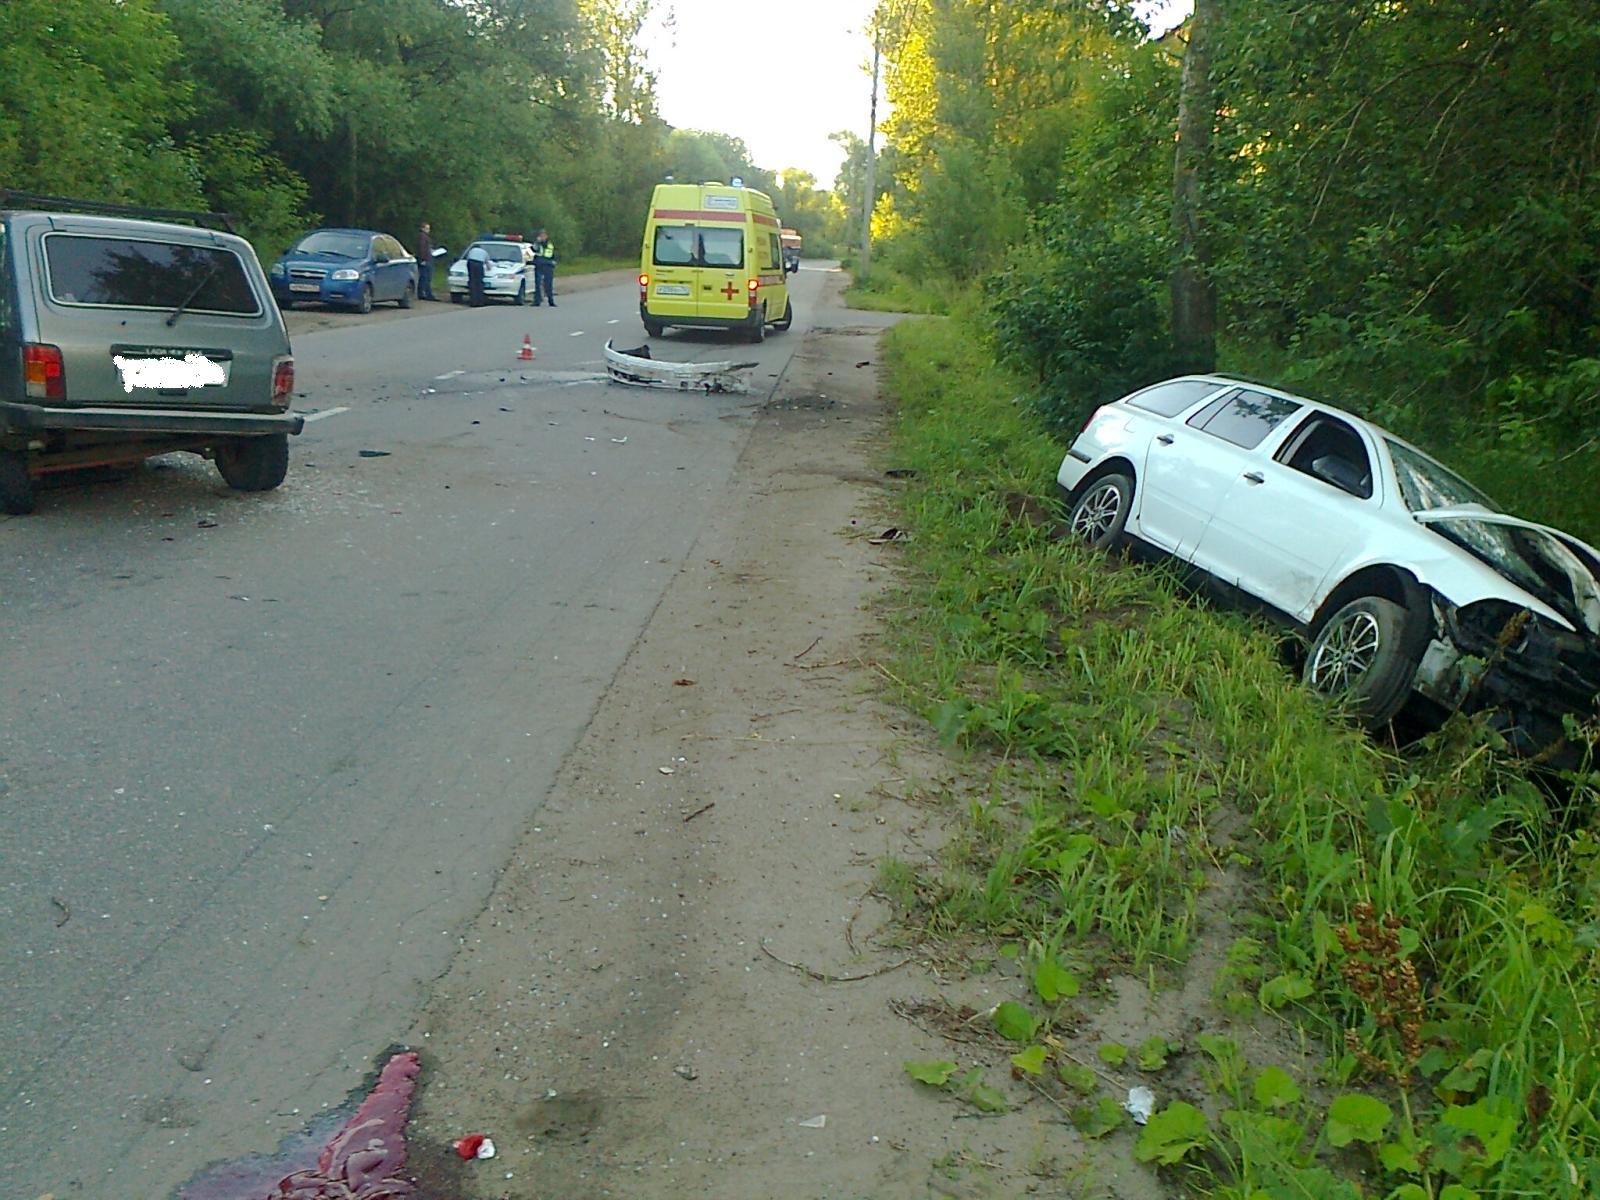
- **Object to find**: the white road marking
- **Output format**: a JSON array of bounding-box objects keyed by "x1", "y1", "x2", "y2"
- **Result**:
[
  {"x1": 570, "y1": 330, "x2": 585, "y2": 337},
  {"x1": 434, "y1": 369, "x2": 465, "y2": 379},
  {"x1": 607, "y1": 319, "x2": 620, "y2": 325},
  {"x1": 299, "y1": 406, "x2": 350, "y2": 423}
]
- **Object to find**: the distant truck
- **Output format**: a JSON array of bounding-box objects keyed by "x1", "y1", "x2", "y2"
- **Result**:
[{"x1": 780, "y1": 227, "x2": 802, "y2": 273}]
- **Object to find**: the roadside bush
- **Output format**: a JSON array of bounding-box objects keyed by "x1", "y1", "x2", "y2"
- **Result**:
[{"x1": 985, "y1": 205, "x2": 1186, "y2": 433}]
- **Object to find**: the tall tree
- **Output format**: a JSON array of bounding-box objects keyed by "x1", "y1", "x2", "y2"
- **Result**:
[{"x1": 1169, "y1": 0, "x2": 1217, "y2": 372}]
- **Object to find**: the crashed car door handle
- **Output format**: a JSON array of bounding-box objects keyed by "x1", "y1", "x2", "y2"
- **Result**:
[
  {"x1": 1242, "y1": 471, "x2": 1265, "y2": 485},
  {"x1": 1156, "y1": 434, "x2": 1174, "y2": 445}
]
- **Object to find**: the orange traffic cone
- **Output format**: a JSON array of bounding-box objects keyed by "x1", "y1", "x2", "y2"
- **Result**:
[{"x1": 518, "y1": 335, "x2": 535, "y2": 361}]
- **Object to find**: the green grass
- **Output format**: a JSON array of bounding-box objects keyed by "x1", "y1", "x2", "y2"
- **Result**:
[
  {"x1": 876, "y1": 314, "x2": 1600, "y2": 1197},
  {"x1": 843, "y1": 265, "x2": 964, "y2": 315},
  {"x1": 559, "y1": 253, "x2": 638, "y2": 277}
]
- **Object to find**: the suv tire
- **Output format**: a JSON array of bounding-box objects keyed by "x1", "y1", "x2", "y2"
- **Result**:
[
  {"x1": 215, "y1": 434, "x2": 289, "y2": 492},
  {"x1": 0, "y1": 450, "x2": 36, "y2": 515}
]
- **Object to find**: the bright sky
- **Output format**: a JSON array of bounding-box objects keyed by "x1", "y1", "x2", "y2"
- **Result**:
[{"x1": 640, "y1": 1, "x2": 1193, "y2": 188}]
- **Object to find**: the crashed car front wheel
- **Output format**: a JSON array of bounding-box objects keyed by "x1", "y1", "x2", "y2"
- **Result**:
[{"x1": 1304, "y1": 595, "x2": 1422, "y2": 727}]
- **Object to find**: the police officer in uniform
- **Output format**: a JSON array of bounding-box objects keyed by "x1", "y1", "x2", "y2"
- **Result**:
[
  {"x1": 464, "y1": 242, "x2": 490, "y2": 307},
  {"x1": 532, "y1": 229, "x2": 557, "y2": 307}
]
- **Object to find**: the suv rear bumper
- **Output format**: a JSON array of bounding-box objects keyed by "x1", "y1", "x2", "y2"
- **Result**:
[{"x1": 0, "y1": 401, "x2": 304, "y2": 436}]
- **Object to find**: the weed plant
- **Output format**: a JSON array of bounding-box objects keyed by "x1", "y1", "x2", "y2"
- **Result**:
[{"x1": 877, "y1": 315, "x2": 1600, "y2": 1197}]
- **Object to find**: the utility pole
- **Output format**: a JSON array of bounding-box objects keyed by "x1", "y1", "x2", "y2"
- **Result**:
[{"x1": 859, "y1": 34, "x2": 880, "y2": 283}]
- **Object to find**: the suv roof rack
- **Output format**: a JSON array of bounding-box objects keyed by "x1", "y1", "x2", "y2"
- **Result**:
[{"x1": 0, "y1": 191, "x2": 238, "y2": 234}]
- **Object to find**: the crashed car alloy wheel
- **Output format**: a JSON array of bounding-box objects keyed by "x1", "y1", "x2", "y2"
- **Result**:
[
  {"x1": 1304, "y1": 596, "x2": 1421, "y2": 727},
  {"x1": 1307, "y1": 606, "x2": 1382, "y2": 693},
  {"x1": 1069, "y1": 474, "x2": 1132, "y2": 550}
]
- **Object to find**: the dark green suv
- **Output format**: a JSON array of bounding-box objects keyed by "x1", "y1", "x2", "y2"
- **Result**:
[{"x1": 0, "y1": 193, "x2": 304, "y2": 514}]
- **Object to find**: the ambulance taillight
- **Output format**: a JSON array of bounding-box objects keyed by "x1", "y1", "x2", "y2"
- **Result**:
[{"x1": 638, "y1": 273, "x2": 649, "y2": 302}]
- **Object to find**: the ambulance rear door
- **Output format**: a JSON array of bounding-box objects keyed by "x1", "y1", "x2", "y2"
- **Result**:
[
  {"x1": 693, "y1": 211, "x2": 748, "y2": 322},
  {"x1": 647, "y1": 223, "x2": 698, "y2": 321}
]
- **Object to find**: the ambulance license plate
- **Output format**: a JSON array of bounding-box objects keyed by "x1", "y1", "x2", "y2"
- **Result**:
[{"x1": 655, "y1": 284, "x2": 690, "y2": 296}]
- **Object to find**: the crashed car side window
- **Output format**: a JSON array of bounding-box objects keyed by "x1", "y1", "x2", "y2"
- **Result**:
[
  {"x1": 1187, "y1": 389, "x2": 1302, "y2": 450},
  {"x1": 1279, "y1": 414, "x2": 1374, "y2": 499},
  {"x1": 1124, "y1": 380, "x2": 1221, "y2": 418}
]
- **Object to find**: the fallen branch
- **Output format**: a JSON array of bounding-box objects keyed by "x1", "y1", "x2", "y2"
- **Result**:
[
  {"x1": 792, "y1": 635, "x2": 823, "y2": 661},
  {"x1": 759, "y1": 940, "x2": 913, "y2": 984},
  {"x1": 682, "y1": 801, "x2": 715, "y2": 823}
]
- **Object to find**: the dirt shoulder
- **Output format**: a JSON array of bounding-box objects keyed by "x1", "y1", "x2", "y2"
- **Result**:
[{"x1": 401, "y1": 279, "x2": 1034, "y2": 1198}]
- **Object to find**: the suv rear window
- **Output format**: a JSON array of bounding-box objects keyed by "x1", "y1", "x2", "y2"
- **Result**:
[{"x1": 44, "y1": 235, "x2": 260, "y2": 315}]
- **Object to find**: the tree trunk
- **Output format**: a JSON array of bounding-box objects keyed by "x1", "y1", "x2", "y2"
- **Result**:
[{"x1": 1171, "y1": 0, "x2": 1218, "y2": 373}]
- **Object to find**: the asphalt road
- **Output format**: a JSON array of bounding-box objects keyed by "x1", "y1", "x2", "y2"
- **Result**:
[{"x1": 0, "y1": 266, "x2": 833, "y2": 1198}]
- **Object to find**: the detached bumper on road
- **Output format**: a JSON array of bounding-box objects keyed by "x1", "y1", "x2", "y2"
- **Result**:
[{"x1": 0, "y1": 401, "x2": 305, "y2": 436}]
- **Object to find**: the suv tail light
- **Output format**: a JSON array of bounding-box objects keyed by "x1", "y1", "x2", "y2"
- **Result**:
[
  {"x1": 23, "y1": 344, "x2": 65, "y2": 400},
  {"x1": 271, "y1": 355, "x2": 295, "y2": 407}
]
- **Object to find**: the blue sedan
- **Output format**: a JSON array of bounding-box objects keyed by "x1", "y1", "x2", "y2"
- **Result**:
[{"x1": 269, "y1": 228, "x2": 418, "y2": 313}]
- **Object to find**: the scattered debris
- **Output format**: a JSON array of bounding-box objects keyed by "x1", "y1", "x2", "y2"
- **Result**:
[
  {"x1": 682, "y1": 802, "x2": 715, "y2": 823},
  {"x1": 672, "y1": 677, "x2": 696, "y2": 687},
  {"x1": 452, "y1": 1133, "x2": 496, "y2": 1160},
  {"x1": 854, "y1": 360, "x2": 871, "y2": 368},
  {"x1": 610, "y1": 437, "x2": 628, "y2": 444},
  {"x1": 50, "y1": 896, "x2": 70, "y2": 927},
  {"x1": 673, "y1": 1064, "x2": 698, "y2": 1081},
  {"x1": 792, "y1": 636, "x2": 823, "y2": 661},
  {"x1": 196, "y1": 518, "x2": 218, "y2": 529},
  {"x1": 1124, "y1": 1086, "x2": 1155, "y2": 1126},
  {"x1": 867, "y1": 527, "x2": 908, "y2": 545},
  {"x1": 357, "y1": 450, "x2": 390, "y2": 458},
  {"x1": 884, "y1": 468, "x2": 919, "y2": 480},
  {"x1": 798, "y1": 1114, "x2": 827, "y2": 1129}
]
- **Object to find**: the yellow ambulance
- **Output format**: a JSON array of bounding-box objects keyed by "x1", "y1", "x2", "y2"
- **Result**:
[{"x1": 638, "y1": 181, "x2": 794, "y2": 343}]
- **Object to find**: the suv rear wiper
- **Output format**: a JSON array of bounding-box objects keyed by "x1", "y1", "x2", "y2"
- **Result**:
[{"x1": 167, "y1": 264, "x2": 220, "y2": 327}]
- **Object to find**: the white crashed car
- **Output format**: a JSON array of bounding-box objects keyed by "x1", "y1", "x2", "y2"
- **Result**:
[
  {"x1": 448, "y1": 239, "x2": 536, "y2": 304},
  {"x1": 1057, "y1": 374, "x2": 1600, "y2": 750}
]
